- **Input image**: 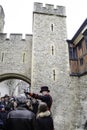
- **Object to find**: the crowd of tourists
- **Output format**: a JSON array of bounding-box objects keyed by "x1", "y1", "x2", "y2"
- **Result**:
[{"x1": 0, "y1": 86, "x2": 54, "y2": 130}]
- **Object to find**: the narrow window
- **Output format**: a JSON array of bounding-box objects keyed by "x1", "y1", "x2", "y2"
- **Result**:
[
  {"x1": 69, "y1": 47, "x2": 77, "y2": 59},
  {"x1": 53, "y1": 69, "x2": 56, "y2": 81},
  {"x1": 23, "y1": 53, "x2": 25, "y2": 63},
  {"x1": 73, "y1": 48, "x2": 77, "y2": 59},
  {"x1": 51, "y1": 24, "x2": 54, "y2": 31},
  {"x1": 1, "y1": 52, "x2": 4, "y2": 62},
  {"x1": 85, "y1": 41, "x2": 87, "y2": 49},
  {"x1": 78, "y1": 41, "x2": 82, "y2": 50},
  {"x1": 84, "y1": 36, "x2": 87, "y2": 49},
  {"x1": 69, "y1": 47, "x2": 73, "y2": 59},
  {"x1": 52, "y1": 45, "x2": 54, "y2": 55},
  {"x1": 80, "y1": 58, "x2": 83, "y2": 65}
]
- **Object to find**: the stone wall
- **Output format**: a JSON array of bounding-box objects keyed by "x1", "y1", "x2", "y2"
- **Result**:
[
  {"x1": 0, "y1": 5, "x2": 5, "y2": 33},
  {"x1": 0, "y1": 33, "x2": 32, "y2": 80},
  {"x1": 76, "y1": 76, "x2": 87, "y2": 129},
  {"x1": 31, "y1": 3, "x2": 86, "y2": 130},
  {"x1": 0, "y1": 2, "x2": 87, "y2": 130}
]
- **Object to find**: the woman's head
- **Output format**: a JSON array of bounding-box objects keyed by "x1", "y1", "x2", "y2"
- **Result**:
[{"x1": 38, "y1": 102, "x2": 48, "y2": 113}]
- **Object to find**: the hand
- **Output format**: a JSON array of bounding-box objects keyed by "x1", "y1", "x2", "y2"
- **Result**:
[
  {"x1": 24, "y1": 90, "x2": 29, "y2": 95},
  {"x1": 24, "y1": 92, "x2": 29, "y2": 95}
]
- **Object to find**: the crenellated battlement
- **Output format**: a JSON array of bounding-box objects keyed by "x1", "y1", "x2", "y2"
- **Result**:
[
  {"x1": 34, "y1": 2, "x2": 66, "y2": 17},
  {"x1": 0, "y1": 33, "x2": 32, "y2": 42}
]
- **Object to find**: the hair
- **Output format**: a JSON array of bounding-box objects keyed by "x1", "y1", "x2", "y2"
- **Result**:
[{"x1": 38, "y1": 102, "x2": 48, "y2": 113}]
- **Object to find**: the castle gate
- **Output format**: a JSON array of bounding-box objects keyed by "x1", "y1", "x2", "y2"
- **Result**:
[
  {"x1": 1, "y1": 2, "x2": 86, "y2": 130},
  {"x1": 0, "y1": 33, "x2": 32, "y2": 85}
]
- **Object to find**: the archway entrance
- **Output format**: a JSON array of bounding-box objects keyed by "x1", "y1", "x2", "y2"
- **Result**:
[{"x1": 0, "y1": 73, "x2": 31, "y2": 97}]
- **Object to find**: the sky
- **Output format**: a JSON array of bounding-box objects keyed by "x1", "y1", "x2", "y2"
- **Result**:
[{"x1": 0, "y1": 0, "x2": 87, "y2": 39}]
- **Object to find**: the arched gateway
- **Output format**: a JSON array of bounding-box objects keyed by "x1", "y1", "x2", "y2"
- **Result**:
[
  {"x1": 0, "y1": 73, "x2": 31, "y2": 84},
  {"x1": 0, "y1": 2, "x2": 69, "y2": 130}
]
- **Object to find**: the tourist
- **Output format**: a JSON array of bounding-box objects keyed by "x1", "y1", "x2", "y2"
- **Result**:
[
  {"x1": 35, "y1": 102, "x2": 54, "y2": 130},
  {"x1": 5, "y1": 96, "x2": 35, "y2": 130}
]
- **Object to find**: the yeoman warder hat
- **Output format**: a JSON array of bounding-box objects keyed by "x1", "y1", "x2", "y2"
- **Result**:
[{"x1": 40, "y1": 86, "x2": 50, "y2": 93}]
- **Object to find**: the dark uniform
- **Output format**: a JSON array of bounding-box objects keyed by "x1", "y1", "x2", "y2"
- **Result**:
[{"x1": 25, "y1": 86, "x2": 52, "y2": 110}]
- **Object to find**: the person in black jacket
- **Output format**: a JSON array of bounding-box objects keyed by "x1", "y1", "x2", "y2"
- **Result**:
[
  {"x1": 5, "y1": 96, "x2": 35, "y2": 130},
  {"x1": 35, "y1": 102, "x2": 54, "y2": 130},
  {"x1": 24, "y1": 86, "x2": 52, "y2": 111}
]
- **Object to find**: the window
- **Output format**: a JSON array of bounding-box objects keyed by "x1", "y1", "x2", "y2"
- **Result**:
[
  {"x1": 23, "y1": 53, "x2": 25, "y2": 63},
  {"x1": 51, "y1": 24, "x2": 54, "y2": 31},
  {"x1": 78, "y1": 42, "x2": 82, "y2": 50},
  {"x1": 69, "y1": 47, "x2": 77, "y2": 59},
  {"x1": 80, "y1": 58, "x2": 83, "y2": 65},
  {"x1": 78, "y1": 39, "x2": 84, "y2": 50},
  {"x1": 73, "y1": 48, "x2": 77, "y2": 58},
  {"x1": 1, "y1": 52, "x2": 4, "y2": 62},
  {"x1": 52, "y1": 45, "x2": 54, "y2": 55},
  {"x1": 84, "y1": 36, "x2": 87, "y2": 48},
  {"x1": 53, "y1": 69, "x2": 55, "y2": 81},
  {"x1": 69, "y1": 47, "x2": 73, "y2": 59}
]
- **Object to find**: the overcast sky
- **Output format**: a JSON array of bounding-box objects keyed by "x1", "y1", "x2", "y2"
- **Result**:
[{"x1": 0, "y1": 0, "x2": 87, "y2": 39}]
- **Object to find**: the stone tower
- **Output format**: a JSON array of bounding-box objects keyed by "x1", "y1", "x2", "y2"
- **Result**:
[
  {"x1": 31, "y1": 2, "x2": 74, "y2": 130},
  {"x1": 0, "y1": 2, "x2": 85, "y2": 130},
  {"x1": 32, "y1": 2, "x2": 67, "y2": 89},
  {"x1": 0, "y1": 5, "x2": 5, "y2": 32}
]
